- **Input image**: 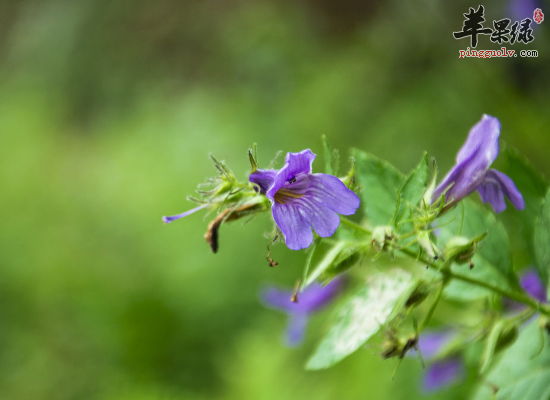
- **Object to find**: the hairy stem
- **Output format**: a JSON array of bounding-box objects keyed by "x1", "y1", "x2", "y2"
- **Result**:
[
  {"x1": 420, "y1": 278, "x2": 447, "y2": 330},
  {"x1": 339, "y1": 217, "x2": 550, "y2": 317},
  {"x1": 340, "y1": 217, "x2": 372, "y2": 235},
  {"x1": 399, "y1": 247, "x2": 550, "y2": 317}
]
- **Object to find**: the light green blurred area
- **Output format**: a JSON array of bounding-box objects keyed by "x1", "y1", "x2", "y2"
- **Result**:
[{"x1": 0, "y1": 0, "x2": 548, "y2": 399}]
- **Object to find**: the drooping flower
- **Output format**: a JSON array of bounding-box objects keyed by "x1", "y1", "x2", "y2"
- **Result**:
[
  {"x1": 432, "y1": 114, "x2": 525, "y2": 213},
  {"x1": 249, "y1": 149, "x2": 360, "y2": 250},
  {"x1": 260, "y1": 277, "x2": 344, "y2": 346}
]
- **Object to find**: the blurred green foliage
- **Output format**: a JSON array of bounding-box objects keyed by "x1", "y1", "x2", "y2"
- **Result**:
[{"x1": 0, "y1": 0, "x2": 548, "y2": 398}]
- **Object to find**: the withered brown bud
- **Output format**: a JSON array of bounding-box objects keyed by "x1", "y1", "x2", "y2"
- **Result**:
[{"x1": 204, "y1": 203, "x2": 264, "y2": 253}]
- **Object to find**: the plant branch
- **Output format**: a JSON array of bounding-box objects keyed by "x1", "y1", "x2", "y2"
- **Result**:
[
  {"x1": 341, "y1": 217, "x2": 550, "y2": 316},
  {"x1": 340, "y1": 217, "x2": 372, "y2": 235},
  {"x1": 399, "y1": 247, "x2": 550, "y2": 317}
]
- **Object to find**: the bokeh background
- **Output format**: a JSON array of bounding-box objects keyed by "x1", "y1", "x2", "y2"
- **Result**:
[{"x1": 0, "y1": 0, "x2": 549, "y2": 399}]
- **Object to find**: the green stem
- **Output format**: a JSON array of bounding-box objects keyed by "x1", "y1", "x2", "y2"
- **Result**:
[
  {"x1": 399, "y1": 247, "x2": 550, "y2": 317},
  {"x1": 301, "y1": 240, "x2": 318, "y2": 290},
  {"x1": 420, "y1": 278, "x2": 447, "y2": 330},
  {"x1": 340, "y1": 217, "x2": 550, "y2": 317},
  {"x1": 340, "y1": 217, "x2": 372, "y2": 235}
]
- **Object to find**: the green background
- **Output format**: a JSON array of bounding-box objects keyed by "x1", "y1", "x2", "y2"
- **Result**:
[{"x1": 0, "y1": 0, "x2": 548, "y2": 398}]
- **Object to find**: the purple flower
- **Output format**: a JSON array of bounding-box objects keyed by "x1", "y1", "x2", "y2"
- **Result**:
[
  {"x1": 410, "y1": 331, "x2": 464, "y2": 392},
  {"x1": 260, "y1": 278, "x2": 344, "y2": 346},
  {"x1": 417, "y1": 331, "x2": 456, "y2": 359},
  {"x1": 520, "y1": 269, "x2": 547, "y2": 303},
  {"x1": 423, "y1": 358, "x2": 464, "y2": 392},
  {"x1": 432, "y1": 115, "x2": 525, "y2": 213},
  {"x1": 504, "y1": 268, "x2": 548, "y2": 309},
  {"x1": 249, "y1": 150, "x2": 360, "y2": 250}
]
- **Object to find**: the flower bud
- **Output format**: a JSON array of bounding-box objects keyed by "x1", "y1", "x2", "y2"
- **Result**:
[
  {"x1": 371, "y1": 226, "x2": 397, "y2": 254},
  {"x1": 341, "y1": 157, "x2": 356, "y2": 191},
  {"x1": 538, "y1": 316, "x2": 550, "y2": 335},
  {"x1": 381, "y1": 331, "x2": 418, "y2": 359},
  {"x1": 443, "y1": 233, "x2": 487, "y2": 266},
  {"x1": 405, "y1": 282, "x2": 430, "y2": 308},
  {"x1": 494, "y1": 324, "x2": 518, "y2": 353},
  {"x1": 417, "y1": 231, "x2": 438, "y2": 260}
]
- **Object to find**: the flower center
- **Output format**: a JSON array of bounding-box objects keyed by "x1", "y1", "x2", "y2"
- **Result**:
[{"x1": 274, "y1": 189, "x2": 304, "y2": 204}]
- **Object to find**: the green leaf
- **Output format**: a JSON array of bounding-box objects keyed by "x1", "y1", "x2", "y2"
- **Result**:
[
  {"x1": 306, "y1": 268, "x2": 414, "y2": 370},
  {"x1": 500, "y1": 145, "x2": 548, "y2": 264},
  {"x1": 437, "y1": 199, "x2": 518, "y2": 300},
  {"x1": 479, "y1": 320, "x2": 519, "y2": 375},
  {"x1": 400, "y1": 152, "x2": 429, "y2": 211},
  {"x1": 305, "y1": 241, "x2": 348, "y2": 286},
  {"x1": 423, "y1": 159, "x2": 438, "y2": 206},
  {"x1": 534, "y1": 189, "x2": 550, "y2": 288},
  {"x1": 353, "y1": 149, "x2": 405, "y2": 226},
  {"x1": 479, "y1": 320, "x2": 506, "y2": 376},
  {"x1": 473, "y1": 319, "x2": 550, "y2": 400},
  {"x1": 318, "y1": 244, "x2": 364, "y2": 284}
]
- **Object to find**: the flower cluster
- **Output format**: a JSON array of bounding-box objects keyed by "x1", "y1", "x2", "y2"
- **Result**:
[{"x1": 161, "y1": 113, "x2": 549, "y2": 398}]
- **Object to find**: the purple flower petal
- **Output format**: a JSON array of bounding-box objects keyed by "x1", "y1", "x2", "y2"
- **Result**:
[
  {"x1": 297, "y1": 199, "x2": 341, "y2": 237},
  {"x1": 433, "y1": 115, "x2": 500, "y2": 204},
  {"x1": 478, "y1": 175, "x2": 507, "y2": 213},
  {"x1": 162, "y1": 204, "x2": 207, "y2": 224},
  {"x1": 266, "y1": 150, "x2": 316, "y2": 200},
  {"x1": 262, "y1": 287, "x2": 296, "y2": 312},
  {"x1": 273, "y1": 190, "x2": 342, "y2": 238},
  {"x1": 269, "y1": 173, "x2": 360, "y2": 248},
  {"x1": 249, "y1": 169, "x2": 277, "y2": 194},
  {"x1": 423, "y1": 358, "x2": 463, "y2": 392},
  {"x1": 308, "y1": 174, "x2": 361, "y2": 215},
  {"x1": 416, "y1": 331, "x2": 456, "y2": 359},
  {"x1": 298, "y1": 278, "x2": 345, "y2": 312},
  {"x1": 521, "y1": 269, "x2": 547, "y2": 303},
  {"x1": 456, "y1": 114, "x2": 500, "y2": 166},
  {"x1": 272, "y1": 203, "x2": 314, "y2": 250},
  {"x1": 478, "y1": 169, "x2": 525, "y2": 212},
  {"x1": 286, "y1": 314, "x2": 308, "y2": 347},
  {"x1": 261, "y1": 277, "x2": 345, "y2": 314},
  {"x1": 283, "y1": 149, "x2": 316, "y2": 176},
  {"x1": 503, "y1": 269, "x2": 547, "y2": 310},
  {"x1": 261, "y1": 278, "x2": 345, "y2": 347}
]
